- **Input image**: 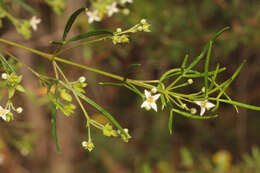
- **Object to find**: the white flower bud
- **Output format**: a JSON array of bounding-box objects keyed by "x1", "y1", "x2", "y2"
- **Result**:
[
  {"x1": 116, "y1": 28, "x2": 122, "y2": 33},
  {"x1": 137, "y1": 26, "x2": 143, "y2": 31},
  {"x1": 151, "y1": 87, "x2": 157, "y2": 93},
  {"x1": 201, "y1": 87, "x2": 206, "y2": 93},
  {"x1": 190, "y1": 108, "x2": 197, "y2": 114},
  {"x1": 16, "y1": 107, "x2": 23, "y2": 114},
  {"x1": 1, "y1": 73, "x2": 8, "y2": 80},
  {"x1": 140, "y1": 19, "x2": 147, "y2": 24},
  {"x1": 122, "y1": 8, "x2": 130, "y2": 15},
  {"x1": 187, "y1": 79, "x2": 193, "y2": 84},
  {"x1": 79, "y1": 76, "x2": 86, "y2": 83}
]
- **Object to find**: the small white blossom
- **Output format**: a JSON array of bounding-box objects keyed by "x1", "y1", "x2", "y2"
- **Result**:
[
  {"x1": 121, "y1": 0, "x2": 133, "y2": 4},
  {"x1": 141, "y1": 19, "x2": 147, "y2": 24},
  {"x1": 188, "y1": 79, "x2": 193, "y2": 84},
  {"x1": 190, "y1": 108, "x2": 197, "y2": 114},
  {"x1": 141, "y1": 90, "x2": 160, "y2": 112},
  {"x1": 194, "y1": 100, "x2": 215, "y2": 116},
  {"x1": 1, "y1": 73, "x2": 8, "y2": 80},
  {"x1": 16, "y1": 107, "x2": 23, "y2": 114},
  {"x1": 82, "y1": 140, "x2": 94, "y2": 152},
  {"x1": 0, "y1": 106, "x2": 10, "y2": 121},
  {"x1": 151, "y1": 87, "x2": 157, "y2": 93},
  {"x1": 30, "y1": 16, "x2": 41, "y2": 31},
  {"x1": 116, "y1": 28, "x2": 122, "y2": 33},
  {"x1": 106, "y1": 2, "x2": 119, "y2": 17},
  {"x1": 78, "y1": 76, "x2": 86, "y2": 83},
  {"x1": 86, "y1": 10, "x2": 101, "y2": 24}
]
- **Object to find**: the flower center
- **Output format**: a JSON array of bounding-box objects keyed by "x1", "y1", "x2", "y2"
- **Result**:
[
  {"x1": 147, "y1": 96, "x2": 154, "y2": 103},
  {"x1": 0, "y1": 109, "x2": 7, "y2": 116},
  {"x1": 201, "y1": 101, "x2": 207, "y2": 107}
]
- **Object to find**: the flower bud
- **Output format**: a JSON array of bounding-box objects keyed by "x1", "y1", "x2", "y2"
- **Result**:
[
  {"x1": 16, "y1": 107, "x2": 23, "y2": 114},
  {"x1": 1, "y1": 73, "x2": 8, "y2": 80},
  {"x1": 79, "y1": 76, "x2": 86, "y2": 83},
  {"x1": 116, "y1": 28, "x2": 122, "y2": 33},
  {"x1": 151, "y1": 87, "x2": 157, "y2": 93},
  {"x1": 187, "y1": 79, "x2": 193, "y2": 84},
  {"x1": 190, "y1": 108, "x2": 197, "y2": 114}
]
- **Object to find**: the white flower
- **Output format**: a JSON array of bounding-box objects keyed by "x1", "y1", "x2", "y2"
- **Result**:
[
  {"x1": 82, "y1": 140, "x2": 94, "y2": 152},
  {"x1": 78, "y1": 76, "x2": 86, "y2": 83},
  {"x1": 0, "y1": 106, "x2": 10, "y2": 121},
  {"x1": 30, "y1": 16, "x2": 41, "y2": 31},
  {"x1": 194, "y1": 100, "x2": 215, "y2": 116},
  {"x1": 16, "y1": 107, "x2": 23, "y2": 114},
  {"x1": 187, "y1": 79, "x2": 193, "y2": 84},
  {"x1": 141, "y1": 90, "x2": 160, "y2": 112},
  {"x1": 151, "y1": 87, "x2": 157, "y2": 93},
  {"x1": 121, "y1": 0, "x2": 133, "y2": 4},
  {"x1": 106, "y1": 2, "x2": 119, "y2": 17},
  {"x1": 1, "y1": 73, "x2": 8, "y2": 80},
  {"x1": 86, "y1": 10, "x2": 101, "y2": 24}
]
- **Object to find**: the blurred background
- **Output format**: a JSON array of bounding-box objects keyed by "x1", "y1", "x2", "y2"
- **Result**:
[{"x1": 0, "y1": 0, "x2": 260, "y2": 172}]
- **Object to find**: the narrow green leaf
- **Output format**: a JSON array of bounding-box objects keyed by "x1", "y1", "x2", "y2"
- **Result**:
[
  {"x1": 14, "y1": 0, "x2": 39, "y2": 15},
  {"x1": 181, "y1": 54, "x2": 189, "y2": 69},
  {"x1": 171, "y1": 107, "x2": 218, "y2": 119},
  {"x1": 209, "y1": 98, "x2": 260, "y2": 111},
  {"x1": 187, "y1": 27, "x2": 230, "y2": 71},
  {"x1": 62, "y1": 7, "x2": 86, "y2": 41},
  {"x1": 123, "y1": 63, "x2": 142, "y2": 82},
  {"x1": 209, "y1": 78, "x2": 238, "y2": 113},
  {"x1": 210, "y1": 27, "x2": 230, "y2": 43},
  {"x1": 159, "y1": 68, "x2": 180, "y2": 82},
  {"x1": 16, "y1": 85, "x2": 26, "y2": 93},
  {"x1": 209, "y1": 64, "x2": 220, "y2": 90},
  {"x1": 65, "y1": 30, "x2": 113, "y2": 44},
  {"x1": 212, "y1": 60, "x2": 246, "y2": 111},
  {"x1": 183, "y1": 67, "x2": 226, "y2": 78},
  {"x1": 59, "y1": 81, "x2": 127, "y2": 136},
  {"x1": 168, "y1": 109, "x2": 174, "y2": 134},
  {"x1": 50, "y1": 41, "x2": 64, "y2": 45},
  {"x1": 99, "y1": 82, "x2": 123, "y2": 87},
  {"x1": 204, "y1": 41, "x2": 213, "y2": 97},
  {"x1": 47, "y1": 82, "x2": 61, "y2": 153},
  {"x1": 0, "y1": 53, "x2": 15, "y2": 73},
  {"x1": 124, "y1": 83, "x2": 144, "y2": 99}
]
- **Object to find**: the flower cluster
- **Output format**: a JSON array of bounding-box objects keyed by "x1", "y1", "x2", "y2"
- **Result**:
[
  {"x1": 0, "y1": 73, "x2": 24, "y2": 122},
  {"x1": 111, "y1": 19, "x2": 151, "y2": 45},
  {"x1": 85, "y1": 0, "x2": 133, "y2": 24}
]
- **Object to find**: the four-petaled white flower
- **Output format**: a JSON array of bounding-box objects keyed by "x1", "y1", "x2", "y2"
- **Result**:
[
  {"x1": 141, "y1": 90, "x2": 160, "y2": 112},
  {"x1": 106, "y1": 2, "x2": 119, "y2": 17},
  {"x1": 0, "y1": 106, "x2": 10, "y2": 121},
  {"x1": 194, "y1": 100, "x2": 215, "y2": 116},
  {"x1": 30, "y1": 16, "x2": 41, "y2": 31},
  {"x1": 121, "y1": 0, "x2": 133, "y2": 4},
  {"x1": 86, "y1": 10, "x2": 101, "y2": 24}
]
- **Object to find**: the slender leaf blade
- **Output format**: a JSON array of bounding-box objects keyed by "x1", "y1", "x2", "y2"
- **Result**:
[
  {"x1": 171, "y1": 108, "x2": 218, "y2": 119},
  {"x1": 168, "y1": 109, "x2": 174, "y2": 134},
  {"x1": 62, "y1": 7, "x2": 86, "y2": 41},
  {"x1": 65, "y1": 30, "x2": 113, "y2": 44},
  {"x1": 47, "y1": 82, "x2": 61, "y2": 153}
]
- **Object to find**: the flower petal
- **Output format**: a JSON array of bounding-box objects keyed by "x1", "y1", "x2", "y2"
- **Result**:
[
  {"x1": 200, "y1": 107, "x2": 206, "y2": 116},
  {"x1": 194, "y1": 101, "x2": 202, "y2": 106},
  {"x1": 141, "y1": 101, "x2": 149, "y2": 108},
  {"x1": 144, "y1": 90, "x2": 151, "y2": 98},
  {"x1": 206, "y1": 102, "x2": 215, "y2": 109},
  {"x1": 150, "y1": 102, "x2": 157, "y2": 112},
  {"x1": 152, "y1": 94, "x2": 161, "y2": 101}
]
